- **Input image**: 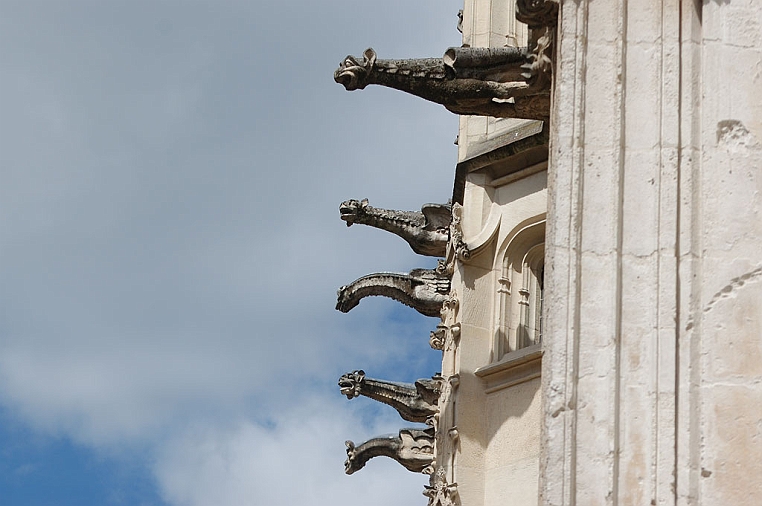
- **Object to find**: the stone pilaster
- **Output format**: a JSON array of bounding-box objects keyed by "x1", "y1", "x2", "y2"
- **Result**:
[{"x1": 541, "y1": 1, "x2": 762, "y2": 505}]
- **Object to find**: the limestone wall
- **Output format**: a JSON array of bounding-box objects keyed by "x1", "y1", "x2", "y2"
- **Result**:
[
  {"x1": 541, "y1": 1, "x2": 762, "y2": 504},
  {"x1": 451, "y1": 160, "x2": 548, "y2": 506}
]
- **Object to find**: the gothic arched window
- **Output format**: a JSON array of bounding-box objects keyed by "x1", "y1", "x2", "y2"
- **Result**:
[{"x1": 494, "y1": 220, "x2": 545, "y2": 362}]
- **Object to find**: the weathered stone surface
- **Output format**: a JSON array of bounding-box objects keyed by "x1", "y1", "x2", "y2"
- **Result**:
[
  {"x1": 339, "y1": 198, "x2": 450, "y2": 257},
  {"x1": 344, "y1": 427, "x2": 435, "y2": 475},
  {"x1": 338, "y1": 370, "x2": 442, "y2": 424},
  {"x1": 336, "y1": 268, "x2": 450, "y2": 317},
  {"x1": 540, "y1": 2, "x2": 762, "y2": 505}
]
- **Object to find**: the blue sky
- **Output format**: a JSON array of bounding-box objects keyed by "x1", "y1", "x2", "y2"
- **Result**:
[{"x1": 0, "y1": 1, "x2": 463, "y2": 504}]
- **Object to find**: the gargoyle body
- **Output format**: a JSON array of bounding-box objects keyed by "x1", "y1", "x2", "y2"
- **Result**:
[
  {"x1": 345, "y1": 427, "x2": 435, "y2": 475},
  {"x1": 340, "y1": 199, "x2": 450, "y2": 257},
  {"x1": 334, "y1": 45, "x2": 550, "y2": 120},
  {"x1": 339, "y1": 370, "x2": 442, "y2": 424},
  {"x1": 336, "y1": 268, "x2": 450, "y2": 317}
]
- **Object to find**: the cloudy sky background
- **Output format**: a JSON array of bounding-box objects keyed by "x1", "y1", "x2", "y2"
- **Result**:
[{"x1": 0, "y1": 1, "x2": 465, "y2": 505}]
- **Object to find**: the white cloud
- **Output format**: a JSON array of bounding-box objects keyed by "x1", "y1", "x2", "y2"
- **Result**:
[{"x1": 153, "y1": 396, "x2": 430, "y2": 506}]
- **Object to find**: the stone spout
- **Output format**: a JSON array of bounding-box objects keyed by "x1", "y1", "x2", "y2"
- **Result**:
[
  {"x1": 344, "y1": 427, "x2": 435, "y2": 475},
  {"x1": 336, "y1": 268, "x2": 450, "y2": 317},
  {"x1": 339, "y1": 198, "x2": 450, "y2": 257},
  {"x1": 338, "y1": 370, "x2": 442, "y2": 424},
  {"x1": 334, "y1": 45, "x2": 551, "y2": 120}
]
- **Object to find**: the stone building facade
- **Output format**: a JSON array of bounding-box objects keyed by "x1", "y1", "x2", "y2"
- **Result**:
[{"x1": 333, "y1": 1, "x2": 762, "y2": 505}]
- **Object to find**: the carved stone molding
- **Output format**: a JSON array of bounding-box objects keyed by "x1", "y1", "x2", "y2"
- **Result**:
[
  {"x1": 336, "y1": 267, "x2": 451, "y2": 317},
  {"x1": 475, "y1": 344, "x2": 542, "y2": 394},
  {"x1": 430, "y1": 323, "x2": 447, "y2": 351},
  {"x1": 339, "y1": 198, "x2": 451, "y2": 257},
  {"x1": 430, "y1": 291, "x2": 460, "y2": 351},
  {"x1": 521, "y1": 26, "x2": 554, "y2": 96},
  {"x1": 344, "y1": 427, "x2": 435, "y2": 475},
  {"x1": 424, "y1": 467, "x2": 460, "y2": 506},
  {"x1": 449, "y1": 203, "x2": 471, "y2": 261},
  {"x1": 338, "y1": 370, "x2": 443, "y2": 424}
]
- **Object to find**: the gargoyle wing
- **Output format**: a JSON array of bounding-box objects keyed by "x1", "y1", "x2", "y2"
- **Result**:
[
  {"x1": 414, "y1": 377, "x2": 442, "y2": 406},
  {"x1": 421, "y1": 203, "x2": 452, "y2": 232},
  {"x1": 411, "y1": 268, "x2": 451, "y2": 295}
]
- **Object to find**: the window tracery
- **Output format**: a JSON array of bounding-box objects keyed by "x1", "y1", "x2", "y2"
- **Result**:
[{"x1": 494, "y1": 220, "x2": 545, "y2": 362}]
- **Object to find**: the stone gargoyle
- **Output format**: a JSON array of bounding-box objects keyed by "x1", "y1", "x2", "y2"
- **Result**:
[
  {"x1": 339, "y1": 370, "x2": 442, "y2": 424},
  {"x1": 336, "y1": 267, "x2": 450, "y2": 317},
  {"x1": 344, "y1": 427, "x2": 435, "y2": 475},
  {"x1": 334, "y1": 42, "x2": 552, "y2": 120},
  {"x1": 340, "y1": 199, "x2": 451, "y2": 257}
]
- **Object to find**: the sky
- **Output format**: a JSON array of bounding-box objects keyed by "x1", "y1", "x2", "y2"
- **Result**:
[{"x1": 0, "y1": 1, "x2": 465, "y2": 505}]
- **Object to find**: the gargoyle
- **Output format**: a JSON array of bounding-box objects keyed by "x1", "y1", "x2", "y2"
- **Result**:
[
  {"x1": 344, "y1": 427, "x2": 435, "y2": 475},
  {"x1": 338, "y1": 370, "x2": 442, "y2": 424},
  {"x1": 339, "y1": 198, "x2": 450, "y2": 257},
  {"x1": 336, "y1": 268, "x2": 450, "y2": 317},
  {"x1": 334, "y1": 43, "x2": 551, "y2": 120}
]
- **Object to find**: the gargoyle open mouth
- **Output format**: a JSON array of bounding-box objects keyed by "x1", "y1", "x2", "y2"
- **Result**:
[
  {"x1": 339, "y1": 206, "x2": 356, "y2": 225},
  {"x1": 334, "y1": 68, "x2": 359, "y2": 90},
  {"x1": 333, "y1": 49, "x2": 376, "y2": 91},
  {"x1": 338, "y1": 381, "x2": 355, "y2": 398},
  {"x1": 338, "y1": 370, "x2": 365, "y2": 399},
  {"x1": 339, "y1": 199, "x2": 367, "y2": 226}
]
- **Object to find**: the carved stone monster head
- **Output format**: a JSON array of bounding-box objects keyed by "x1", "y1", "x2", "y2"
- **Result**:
[
  {"x1": 338, "y1": 370, "x2": 366, "y2": 399},
  {"x1": 429, "y1": 324, "x2": 446, "y2": 351},
  {"x1": 339, "y1": 198, "x2": 369, "y2": 227},
  {"x1": 335, "y1": 284, "x2": 359, "y2": 313},
  {"x1": 334, "y1": 48, "x2": 376, "y2": 90},
  {"x1": 344, "y1": 440, "x2": 359, "y2": 474}
]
